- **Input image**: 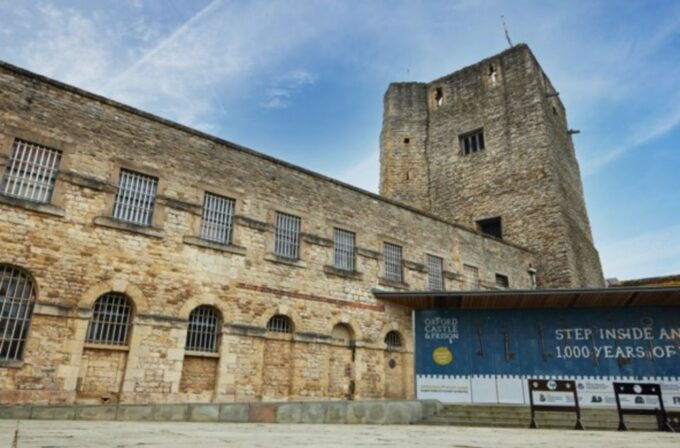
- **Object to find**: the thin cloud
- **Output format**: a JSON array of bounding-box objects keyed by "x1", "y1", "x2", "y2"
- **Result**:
[{"x1": 261, "y1": 70, "x2": 316, "y2": 109}]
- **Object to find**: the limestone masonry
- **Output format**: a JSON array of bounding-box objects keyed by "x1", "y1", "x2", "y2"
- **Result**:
[{"x1": 0, "y1": 44, "x2": 601, "y2": 406}]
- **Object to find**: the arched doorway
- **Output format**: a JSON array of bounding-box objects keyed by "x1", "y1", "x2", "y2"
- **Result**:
[{"x1": 328, "y1": 323, "x2": 355, "y2": 399}]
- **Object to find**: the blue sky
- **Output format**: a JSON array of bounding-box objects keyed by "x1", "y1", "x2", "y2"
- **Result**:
[{"x1": 0, "y1": 0, "x2": 678, "y2": 281}]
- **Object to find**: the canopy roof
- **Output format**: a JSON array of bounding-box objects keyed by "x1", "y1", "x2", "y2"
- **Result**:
[{"x1": 372, "y1": 286, "x2": 680, "y2": 310}]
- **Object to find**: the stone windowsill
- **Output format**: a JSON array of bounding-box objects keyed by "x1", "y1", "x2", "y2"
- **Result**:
[
  {"x1": 184, "y1": 350, "x2": 220, "y2": 359},
  {"x1": 182, "y1": 236, "x2": 246, "y2": 255},
  {"x1": 0, "y1": 359, "x2": 24, "y2": 369},
  {"x1": 83, "y1": 343, "x2": 130, "y2": 352},
  {"x1": 0, "y1": 194, "x2": 65, "y2": 218},
  {"x1": 357, "y1": 247, "x2": 381, "y2": 260},
  {"x1": 323, "y1": 265, "x2": 363, "y2": 280},
  {"x1": 264, "y1": 253, "x2": 307, "y2": 269},
  {"x1": 378, "y1": 277, "x2": 410, "y2": 290},
  {"x1": 443, "y1": 270, "x2": 460, "y2": 280},
  {"x1": 93, "y1": 216, "x2": 164, "y2": 239},
  {"x1": 404, "y1": 260, "x2": 426, "y2": 273}
]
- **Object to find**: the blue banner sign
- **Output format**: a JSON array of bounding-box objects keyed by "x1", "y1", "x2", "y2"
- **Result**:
[{"x1": 415, "y1": 307, "x2": 680, "y2": 407}]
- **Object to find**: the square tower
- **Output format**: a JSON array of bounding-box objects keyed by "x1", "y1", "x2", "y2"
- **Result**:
[{"x1": 379, "y1": 44, "x2": 604, "y2": 288}]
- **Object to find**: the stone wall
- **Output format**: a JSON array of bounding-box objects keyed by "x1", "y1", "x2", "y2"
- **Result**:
[
  {"x1": 0, "y1": 61, "x2": 534, "y2": 405},
  {"x1": 379, "y1": 44, "x2": 604, "y2": 288}
]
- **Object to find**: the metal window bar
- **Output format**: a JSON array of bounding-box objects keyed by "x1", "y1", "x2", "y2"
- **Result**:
[
  {"x1": 185, "y1": 305, "x2": 220, "y2": 353},
  {"x1": 427, "y1": 255, "x2": 444, "y2": 291},
  {"x1": 0, "y1": 266, "x2": 36, "y2": 362},
  {"x1": 1, "y1": 139, "x2": 62, "y2": 203},
  {"x1": 385, "y1": 330, "x2": 402, "y2": 348},
  {"x1": 463, "y1": 264, "x2": 480, "y2": 290},
  {"x1": 383, "y1": 242, "x2": 403, "y2": 282},
  {"x1": 333, "y1": 228, "x2": 355, "y2": 271},
  {"x1": 200, "y1": 192, "x2": 235, "y2": 245},
  {"x1": 85, "y1": 293, "x2": 132, "y2": 346},
  {"x1": 266, "y1": 314, "x2": 293, "y2": 334},
  {"x1": 112, "y1": 169, "x2": 158, "y2": 226},
  {"x1": 461, "y1": 131, "x2": 484, "y2": 155},
  {"x1": 274, "y1": 212, "x2": 300, "y2": 259}
]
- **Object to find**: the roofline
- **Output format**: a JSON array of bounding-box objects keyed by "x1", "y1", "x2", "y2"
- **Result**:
[
  {"x1": 0, "y1": 60, "x2": 532, "y2": 254},
  {"x1": 372, "y1": 285, "x2": 680, "y2": 298}
]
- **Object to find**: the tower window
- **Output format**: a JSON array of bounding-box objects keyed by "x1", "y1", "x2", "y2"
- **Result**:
[
  {"x1": 460, "y1": 129, "x2": 485, "y2": 155},
  {"x1": 383, "y1": 242, "x2": 403, "y2": 283},
  {"x1": 476, "y1": 216, "x2": 502, "y2": 239},
  {"x1": 403, "y1": 137, "x2": 410, "y2": 144},
  {"x1": 495, "y1": 274, "x2": 509, "y2": 289},
  {"x1": 434, "y1": 87, "x2": 444, "y2": 107}
]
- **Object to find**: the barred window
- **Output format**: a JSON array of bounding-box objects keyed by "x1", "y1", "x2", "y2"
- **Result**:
[
  {"x1": 1, "y1": 139, "x2": 61, "y2": 203},
  {"x1": 266, "y1": 314, "x2": 293, "y2": 334},
  {"x1": 385, "y1": 330, "x2": 402, "y2": 349},
  {"x1": 185, "y1": 305, "x2": 221, "y2": 353},
  {"x1": 85, "y1": 293, "x2": 133, "y2": 346},
  {"x1": 463, "y1": 264, "x2": 480, "y2": 290},
  {"x1": 200, "y1": 192, "x2": 235, "y2": 245},
  {"x1": 112, "y1": 169, "x2": 158, "y2": 226},
  {"x1": 427, "y1": 254, "x2": 444, "y2": 291},
  {"x1": 383, "y1": 242, "x2": 403, "y2": 283},
  {"x1": 0, "y1": 265, "x2": 36, "y2": 362},
  {"x1": 495, "y1": 273, "x2": 509, "y2": 289},
  {"x1": 274, "y1": 212, "x2": 301, "y2": 259},
  {"x1": 460, "y1": 129, "x2": 485, "y2": 155},
  {"x1": 333, "y1": 228, "x2": 355, "y2": 271}
]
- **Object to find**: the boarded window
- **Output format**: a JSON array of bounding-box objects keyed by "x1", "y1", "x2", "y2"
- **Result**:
[
  {"x1": 85, "y1": 293, "x2": 133, "y2": 346},
  {"x1": 476, "y1": 217, "x2": 502, "y2": 239},
  {"x1": 495, "y1": 274, "x2": 510, "y2": 289},
  {"x1": 427, "y1": 254, "x2": 444, "y2": 291},
  {"x1": 0, "y1": 265, "x2": 36, "y2": 362},
  {"x1": 274, "y1": 211, "x2": 301, "y2": 259},
  {"x1": 460, "y1": 129, "x2": 485, "y2": 155},
  {"x1": 333, "y1": 228, "x2": 355, "y2": 271},
  {"x1": 383, "y1": 242, "x2": 403, "y2": 283},
  {"x1": 112, "y1": 169, "x2": 158, "y2": 226},
  {"x1": 186, "y1": 305, "x2": 220, "y2": 353},
  {"x1": 385, "y1": 330, "x2": 402, "y2": 349},
  {"x1": 463, "y1": 264, "x2": 480, "y2": 290},
  {"x1": 1, "y1": 139, "x2": 61, "y2": 203},
  {"x1": 200, "y1": 192, "x2": 235, "y2": 245},
  {"x1": 331, "y1": 323, "x2": 353, "y2": 344},
  {"x1": 266, "y1": 314, "x2": 293, "y2": 334}
]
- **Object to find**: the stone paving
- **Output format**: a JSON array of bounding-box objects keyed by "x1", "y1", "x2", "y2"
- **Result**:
[{"x1": 1, "y1": 420, "x2": 678, "y2": 447}]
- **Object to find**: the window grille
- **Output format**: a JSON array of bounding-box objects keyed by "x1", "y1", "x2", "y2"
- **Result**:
[
  {"x1": 274, "y1": 212, "x2": 301, "y2": 259},
  {"x1": 477, "y1": 216, "x2": 502, "y2": 239},
  {"x1": 463, "y1": 264, "x2": 480, "y2": 290},
  {"x1": 200, "y1": 192, "x2": 235, "y2": 245},
  {"x1": 383, "y1": 242, "x2": 403, "y2": 283},
  {"x1": 85, "y1": 293, "x2": 133, "y2": 346},
  {"x1": 0, "y1": 265, "x2": 36, "y2": 362},
  {"x1": 427, "y1": 254, "x2": 444, "y2": 291},
  {"x1": 385, "y1": 330, "x2": 402, "y2": 349},
  {"x1": 186, "y1": 305, "x2": 221, "y2": 353},
  {"x1": 495, "y1": 274, "x2": 509, "y2": 289},
  {"x1": 1, "y1": 139, "x2": 61, "y2": 203},
  {"x1": 460, "y1": 129, "x2": 485, "y2": 155},
  {"x1": 266, "y1": 314, "x2": 293, "y2": 334},
  {"x1": 333, "y1": 228, "x2": 355, "y2": 271},
  {"x1": 112, "y1": 169, "x2": 158, "y2": 226}
]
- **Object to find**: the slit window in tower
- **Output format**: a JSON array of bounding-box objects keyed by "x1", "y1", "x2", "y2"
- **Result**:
[
  {"x1": 460, "y1": 129, "x2": 485, "y2": 155},
  {"x1": 434, "y1": 87, "x2": 444, "y2": 106}
]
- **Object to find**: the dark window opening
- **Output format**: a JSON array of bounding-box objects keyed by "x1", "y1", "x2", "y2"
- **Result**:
[
  {"x1": 403, "y1": 137, "x2": 410, "y2": 144},
  {"x1": 552, "y1": 106, "x2": 557, "y2": 115},
  {"x1": 489, "y1": 65, "x2": 497, "y2": 85},
  {"x1": 495, "y1": 274, "x2": 509, "y2": 289},
  {"x1": 460, "y1": 129, "x2": 485, "y2": 155},
  {"x1": 476, "y1": 216, "x2": 502, "y2": 239},
  {"x1": 434, "y1": 87, "x2": 443, "y2": 106}
]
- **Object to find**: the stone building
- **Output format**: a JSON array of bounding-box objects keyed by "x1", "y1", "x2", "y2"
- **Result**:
[{"x1": 0, "y1": 44, "x2": 598, "y2": 406}]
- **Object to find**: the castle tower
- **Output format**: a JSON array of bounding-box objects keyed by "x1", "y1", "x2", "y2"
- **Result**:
[{"x1": 379, "y1": 44, "x2": 605, "y2": 288}]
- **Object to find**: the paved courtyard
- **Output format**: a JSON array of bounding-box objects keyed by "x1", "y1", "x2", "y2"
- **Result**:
[{"x1": 1, "y1": 420, "x2": 677, "y2": 447}]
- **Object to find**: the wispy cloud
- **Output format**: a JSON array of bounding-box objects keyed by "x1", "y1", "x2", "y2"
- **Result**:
[
  {"x1": 599, "y1": 224, "x2": 680, "y2": 280},
  {"x1": 261, "y1": 70, "x2": 316, "y2": 109},
  {"x1": 335, "y1": 150, "x2": 379, "y2": 193}
]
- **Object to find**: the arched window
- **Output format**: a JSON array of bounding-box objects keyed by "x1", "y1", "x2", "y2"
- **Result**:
[
  {"x1": 86, "y1": 293, "x2": 133, "y2": 346},
  {"x1": 384, "y1": 330, "x2": 402, "y2": 349},
  {"x1": 266, "y1": 314, "x2": 293, "y2": 334},
  {"x1": 331, "y1": 323, "x2": 353, "y2": 345},
  {"x1": 0, "y1": 265, "x2": 36, "y2": 362},
  {"x1": 185, "y1": 305, "x2": 221, "y2": 353}
]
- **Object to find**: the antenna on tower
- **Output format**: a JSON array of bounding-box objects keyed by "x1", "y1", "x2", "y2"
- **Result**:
[{"x1": 501, "y1": 15, "x2": 514, "y2": 48}]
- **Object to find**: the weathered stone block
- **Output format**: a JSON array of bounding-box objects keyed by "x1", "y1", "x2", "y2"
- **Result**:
[
  {"x1": 0, "y1": 406, "x2": 31, "y2": 420},
  {"x1": 276, "y1": 403, "x2": 302, "y2": 424},
  {"x1": 385, "y1": 401, "x2": 410, "y2": 424},
  {"x1": 116, "y1": 405, "x2": 153, "y2": 421},
  {"x1": 219, "y1": 403, "x2": 249, "y2": 422},
  {"x1": 188, "y1": 404, "x2": 219, "y2": 422},
  {"x1": 249, "y1": 403, "x2": 277, "y2": 423},
  {"x1": 75, "y1": 405, "x2": 118, "y2": 421},
  {"x1": 324, "y1": 402, "x2": 347, "y2": 424},
  {"x1": 151, "y1": 404, "x2": 188, "y2": 421},
  {"x1": 300, "y1": 402, "x2": 326, "y2": 423},
  {"x1": 31, "y1": 406, "x2": 76, "y2": 420}
]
